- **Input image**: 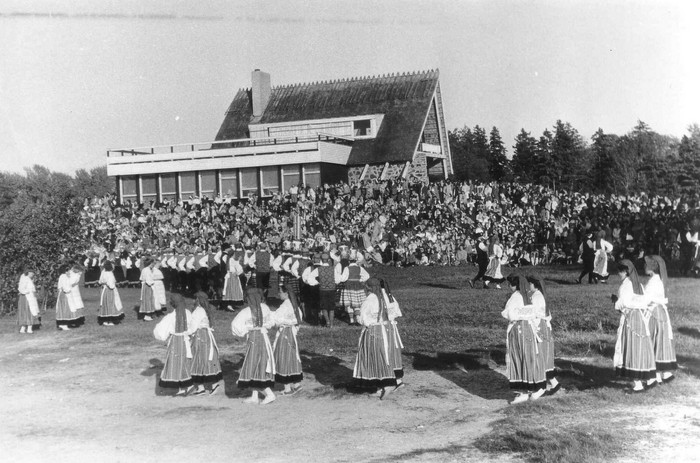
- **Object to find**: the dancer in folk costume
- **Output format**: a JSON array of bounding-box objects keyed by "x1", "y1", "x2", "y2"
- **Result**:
[
  {"x1": 139, "y1": 257, "x2": 157, "y2": 321},
  {"x1": 353, "y1": 278, "x2": 397, "y2": 399},
  {"x1": 267, "y1": 244, "x2": 281, "y2": 299},
  {"x1": 311, "y1": 252, "x2": 339, "y2": 328},
  {"x1": 644, "y1": 255, "x2": 677, "y2": 384},
  {"x1": 612, "y1": 260, "x2": 656, "y2": 392},
  {"x1": 222, "y1": 248, "x2": 244, "y2": 311},
  {"x1": 188, "y1": 292, "x2": 222, "y2": 395},
  {"x1": 484, "y1": 234, "x2": 506, "y2": 289},
  {"x1": 468, "y1": 229, "x2": 489, "y2": 288},
  {"x1": 272, "y1": 286, "x2": 304, "y2": 395},
  {"x1": 527, "y1": 275, "x2": 560, "y2": 395},
  {"x1": 576, "y1": 232, "x2": 596, "y2": 284},
  {"x1": 273, "y1": 241, "x2": 293, "y2": 291},
  {"x1": 340, "y1": 251, "x2": 370, "y2": 325},
  {"x1": 68, "y1": 264, "x2": 86, "y2": 324},
  {"x1": 153, "y1": 294, "x2": 194, "y2": 396},
  {"x1": 17, "y1": 269, "x2": 40, "y2": 333},
  {"x1": 152, "y1": 261, "x2": 167, "y2": 313},
  {"x1": 301, "y1": 254, "x2": 321, "y2": 324},
  {"x1": 501, "y1": 274, "x2": 547, "y2": 403},
  {"x1": 231, "y1": 288, "x2": 276, "y2": 405},
  {"x1": 98, "y1": 261, "x2": 124, "y2": 326},
  {"x1": 592, "y1": 230, "x2": 614, "y2": 283},
  {"x1": 250, "y1": 242, "x2": 273, "y2": 293},
  {"x1": 381, "y1": 279, "x2": 404, "y2": 389},
  {"x1": 55, "y1": 265, "x2": 84, "y2": 330}
]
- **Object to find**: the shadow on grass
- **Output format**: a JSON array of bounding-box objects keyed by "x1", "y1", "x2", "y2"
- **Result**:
[
  {"x1": 553, "y1": 358, "x2": 629, "y2": 392},
  {"x1": 140, "y1": 358, "x2": 173, "y2": 396},
  {"x1": 369, "y1": 443, "x2": 472, "y2": 462},
  {"x1": 420, "y1": 283, "x2": 461, "y2": 290},
  {"x1": 544, "y1": 278, "x2": 579, "y2": 286},
  {"x1": 300, "y1": 350, "x2": 354, "y2": 389},
  {"x1": 407, "y1": 349, "x2": 513, "y2": 400},
  {"x1": 678, "y1": 326, "x2": 700, "y2": 340},
  {"x1": 220, "y1": 356, "x2": 245, "y2": 398}
]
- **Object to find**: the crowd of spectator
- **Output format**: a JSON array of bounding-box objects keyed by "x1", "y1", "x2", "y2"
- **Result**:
[{"x1": 79, "y1": 179, "x2": 700, "y2": 271}]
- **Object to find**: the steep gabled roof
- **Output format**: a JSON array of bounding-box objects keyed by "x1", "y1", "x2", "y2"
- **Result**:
[{"x1": 215, "y1": 70, "x2": 439, "y2": 165}]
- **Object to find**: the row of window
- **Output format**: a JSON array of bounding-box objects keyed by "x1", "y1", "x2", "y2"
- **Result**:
[{"x1": 119, "y1": 163, "x2": 321, "y2": 203}]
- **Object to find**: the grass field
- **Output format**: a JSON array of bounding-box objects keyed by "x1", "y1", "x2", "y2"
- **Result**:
[{"x1": 1, "y1": 264, "x2": 700, "y2": 463}]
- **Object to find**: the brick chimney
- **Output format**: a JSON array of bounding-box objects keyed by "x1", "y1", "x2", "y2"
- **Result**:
[{"x1": 251, "y1": 69, "x2": 271, "y2": 118}]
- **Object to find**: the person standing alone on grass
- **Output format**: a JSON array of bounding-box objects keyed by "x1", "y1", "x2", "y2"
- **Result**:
[
  {"x1": 17, "y1": 268, "x2": 40, "y2": 334},
  {"x1": 153, "y1": 293, "x2": 194, "y2": 396},
  {"x1": 98, "y1": 261, "x2": 124, "y2": 326},
  {"x1": 612, "y1": 260, "x2": 656, "y2": 393}
]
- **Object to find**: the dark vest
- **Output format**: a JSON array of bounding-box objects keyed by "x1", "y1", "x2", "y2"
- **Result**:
[
  {"x1": 256, "y1": 251, "x2": 271, "y2": 273},
  {"x1": 348, "y1": 265, "x2": 361, "y2": 281},
  {"x1": 318, "y1": 266, "x2": 336, "y2": 291}
]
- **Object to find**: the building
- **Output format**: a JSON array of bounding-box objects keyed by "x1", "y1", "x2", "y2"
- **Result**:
[{"x1": 107, "y1": 69, "x2": 452, "y2": 203}]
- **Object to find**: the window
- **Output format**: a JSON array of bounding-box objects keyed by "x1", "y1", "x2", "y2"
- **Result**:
[
  {"x1": 199, "y1": 170, "x2": 216, "y2": 198},
  {"x1": 353, "y1": 119, "x2": 371, "y2": 136},
  {"x1": 160, "y1": 173, "x2": 177, "y2": 201},
  {"x1": 303, "y1": 163, "x2": 321, "y2": 189},
  {"x1": 282, "y1": 164, "x2": 301, "y2": 192},
  {"x1": 240, "y1": 167, "x2": 259, "y2": 199},
  {"x1": 141, "y1": 175, "x2": 157, "y2": 202},
  {"x1": 180, "y1": 172, "x2": 196, "y2": 200},
  {"x1": 121, "y1": 176, "x2": 137, "y2": 203},
  {"x1": 220, "y1": 169, "x2": 238, "y2": 198},
  {"x1": 261, "y1": 166, "x2": 280, "y2": 197}
]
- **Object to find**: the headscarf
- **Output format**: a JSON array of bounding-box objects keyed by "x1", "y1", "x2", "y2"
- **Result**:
[
  {"x1": 618, "y1": 259, "x2": 643, "y2": 295},
  {"x1": 246, "y1": 288, "x2": 265, "y2": 328},
  {"x1": 281, "y1": 285, "x2": 303, "y2": 324},
  {"x1": 645, "y1": 255, "x2": 668, "y2": 287},
  {"x1": 194, "y1": 291, "x2": 214, "y2": 329},
  {"x1": 170, "y1": 293, "x2": 188, "y2": 333},
  {"x1": 365, "y1": 278, "x2": 387, "y2": 322}
]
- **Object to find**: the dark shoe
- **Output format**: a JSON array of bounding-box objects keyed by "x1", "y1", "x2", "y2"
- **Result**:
[
  {"x1": 663, "y1": 375, "x2": 676, "y2": 384},
  {"x1": 546, "y1": 383, "x2": 561, "y2": 396},
  {"x1": 209, "y1": 384, "x2": 220, "y2": 395},
  {"x1": 646, "y1": 381, "x2": 658, "y2": 390}
]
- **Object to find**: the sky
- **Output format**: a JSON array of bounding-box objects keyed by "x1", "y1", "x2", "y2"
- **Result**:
[{"x1": 0, "y1": 0, "x2": 698, "y2": 174}]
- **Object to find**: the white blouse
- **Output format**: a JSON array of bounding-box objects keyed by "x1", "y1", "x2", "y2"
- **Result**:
[
  {"x1": 153, "y1": 309, "x2": 193, "y2": 341},
  {"x1": 231, "y1": 303, "x2": 273, "y2": 337}
]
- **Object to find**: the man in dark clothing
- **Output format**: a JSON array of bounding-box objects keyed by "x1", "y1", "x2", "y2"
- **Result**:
[
  {"x1": 469, "y1": 231, "x2": 489, "y2": 288},
  {"x1": 577, "y1": 232, "x2": 596, "y2": 284}
]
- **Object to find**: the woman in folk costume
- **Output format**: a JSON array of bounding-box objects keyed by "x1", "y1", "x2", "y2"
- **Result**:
[
  {"x1": 152, "y1": 261, "x2": 167, "y2": 314},
  {"x1": 153, "y1": 293, "x2": 194, "y2": 396},
  {"x1": 231, "y1": 288, "x2": 276, "y2": 405},
  {"x1": 644, "y1": 255, "x2": 676, "y2": 384},
  {"x1": 501, "y1": 275, "x2": 547, "y2": 403},
  {"x1": 139, "y1": 257, "x2": 157, "y2": 321},
  {"x1": 188, "y1": 292, "x2": 222, "y2": 396},
  {"x1": 17, "y1": 269, "x2": 40, "y2": 334},
  {"x1": 484, "y1": 234, "x2": 506, "y2": 289},
  {"x1": 592, "y1": 230, "x2": 614, "y2": 283},
  {"x1": 381, "y1": 279, "x2": 404, "y2": 390},
  {"x1": 55, "y1": 265, "x2": 84, "y2": 330},
  {"x1": 98, "y1": 261, "x2": 124, "y2": 326},
  {"x1": 526, "y1": 275, "x2": 560, "y2": 395},
  {"x1": 612, "y1": 260, "x2": 656, "y2": 392},
  {"x1": 68, "y1": 264, "x2": 86, "y2": 324},
  {"x1": 222, "y1": 248, "x2": 245, "y2": 311},
  {"x1": 353, "y1": 278, "x2": 397, "y2": 400},
  {"x1": 272, "y1": 286, "x2": 304, "y2": 395}
]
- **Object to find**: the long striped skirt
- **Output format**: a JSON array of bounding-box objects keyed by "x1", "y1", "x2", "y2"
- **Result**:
[
  {"x1": 190, "y1": 328, "x2": 222, "y2": 383},
  {"x1": 17, "y1": 294, "x2": 40, "y2": 327},
  {"x1": 99, "y1": 287, "x2": 124, "y2": 324},
  {"x1": 615, "y1": 310, "x2": 656, "y2": 380},
  {"x1": 506, "y1": 320, "x2": 547, "y2": 391},
  {"x1": 159, "y1": 334, "x2": 193, "y2": 387},
  {"x1": 648, "y1": 304, "x2": 677, "y2": 371},
  {"x1": 353, "y1": 324, "x2": 397, "y2": 389},
  {"x1": 537, "y1": 319, "x2": 556, "y2": 378},
  {"x1": 55, "y1": 292, "x2": 85, "y2": 327},
  {"x1": 237, "y1": 329, "x2": 275, "y2": 389},
  {"x1": 223, "y1": 273, "x2": 244, "y2": 301},
  {"x1": 387, "y1": 321, "x2": 404, "y2": 379},
  {"x1": 273, "y1": 325, "x2": 303, "y2": 384},
  {"x1": 139, "y1": 284, "x2": 156, "y2": 315}
]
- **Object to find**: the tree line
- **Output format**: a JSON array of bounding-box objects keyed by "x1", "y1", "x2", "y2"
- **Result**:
[{"x1": 449, "y1": 120, "x2": 700, "y2": 198}]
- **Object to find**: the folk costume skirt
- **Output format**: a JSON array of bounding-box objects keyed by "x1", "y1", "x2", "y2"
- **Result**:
[
  {"x1": 537, "y1": 318, "x2": 556, "y2": 379},
  {"x1": 237, "y1": 329, "x2": 275, "y2": 389},
  {"x1": 190, "y1": 327, "x2": 222, "y2": 383},
  {"x1": 98, "y1": 286, "x2": 124, "y2": 324},
  {"x1": 387, "y1": 321, "x2": 404, "y2": 379},
  {"x1": 160, "y1": 333, "x2": 193, "y2": 388},
  {"x1": 273, "y1": 325, "x2": 303, "y2": 384},
  {"x1": 223, "y1": 272, "x2": 244, "y2": 302},
  {"x1": 648, "y1": 304, "x2": 677, "y2": 371},
  {"x1": 55, "y1": 292, "x2": 85, "y2": 327},
  {"x1": 341, "y1": 281, "x2": 366, "y2": 310},
  {"x1": 506, "y1": 320, "x2": 547, "y2": 391},
  {"x1": 353, "y1": 323, "x2": 397, "y2": 389},
  {"x1": 17, "y1": 294, "x2": 40, "y2": 327},
  {"x1": 484, "y1": 257, "x2": 505, "y2": 283},
  {"x1": 139, "y1": 284, "x2": 156, "y2": 315},
  {"x1": 614, "y1": 310, "x2": 656, "y2": 380}
]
